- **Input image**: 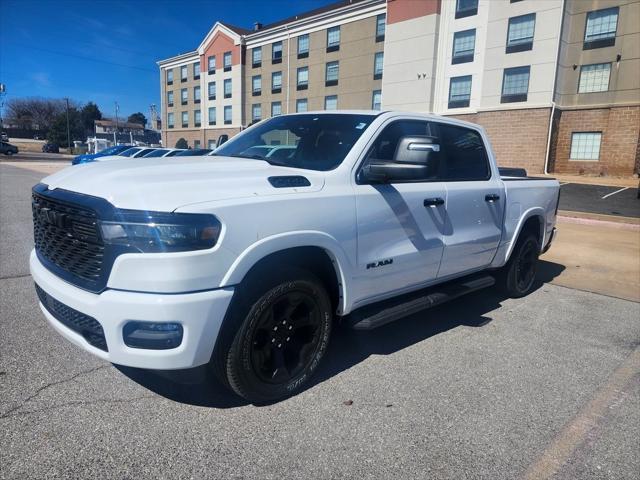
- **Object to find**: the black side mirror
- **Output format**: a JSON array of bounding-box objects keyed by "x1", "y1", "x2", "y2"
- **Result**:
[
  {"x1": 361, "y1": 135, "x2": 440, "y2": 183},
  {"x1": 216, "y1": 134, "x2": 229, "y2": 147}
]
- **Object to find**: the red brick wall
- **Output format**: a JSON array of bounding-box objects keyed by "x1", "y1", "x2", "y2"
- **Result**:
[
  {"x1": 447, "y1": 108, "x2": 551, "y2": 174},
  {"x1": 550, "y1": 106, "x2": 640, "y2": 176}
]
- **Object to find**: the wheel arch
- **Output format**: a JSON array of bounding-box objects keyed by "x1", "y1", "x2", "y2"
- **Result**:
[
  {"x1": 505, "y1": 209, "x2": 546, "y2": 262},
  {"x1": 220, "y1": 232, "x2": 351, "y2": 314}
]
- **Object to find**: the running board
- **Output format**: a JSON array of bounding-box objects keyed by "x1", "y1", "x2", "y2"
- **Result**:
[{"x1": 343, "y1": 274, "x2": 495, "y2": 331}]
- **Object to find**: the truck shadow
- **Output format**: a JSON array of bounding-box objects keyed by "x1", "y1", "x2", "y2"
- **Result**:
[{"x1": 116, "y1": 260, "x2": 565, "y2": 408}]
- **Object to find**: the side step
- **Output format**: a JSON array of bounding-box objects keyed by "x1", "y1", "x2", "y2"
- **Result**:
[{"x1": 343, "y1": 274, "x2": 495, "y2": 331}]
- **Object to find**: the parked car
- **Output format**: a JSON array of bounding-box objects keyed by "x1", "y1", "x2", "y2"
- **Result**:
[
  {"x1": 42, "y1": 143, "x2": 59, "y2": 153},
  {"x1": 33, "y1": 134, "x2": 44, "y2": 140},
  {"x1": 30, "y1": 111, "x2": 560, "y2": 403},
  {"x1": 0, "y1": 141, "x2": 18, "y2": 155},
  {"x1": 238, "y1": 145, "x2": 297, "y2": 162},
  {"x1": 141, "y1": 148, "x2": 185, "y2": 158},
  {"x1": 86, "y1": 147, "x2": 158, "y2": 163},
  {"x1": 72, "y1": 145, "x2": 132, "y2": 165},
  {"x1": 1, "y1": 132, "x2": 8, "y2": 142},
  {"x1": 173, "y1": 148, "x2": 212, "y2": 156}
]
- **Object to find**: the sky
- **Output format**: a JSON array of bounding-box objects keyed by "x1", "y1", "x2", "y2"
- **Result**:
[{"x1": 0, "y1": 0, "x2": 333, "y2": 120}]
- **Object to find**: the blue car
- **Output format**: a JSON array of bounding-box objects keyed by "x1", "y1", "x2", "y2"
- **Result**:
[{"x1": 72, "y1": 145, "x2": 132, "y2": 165}]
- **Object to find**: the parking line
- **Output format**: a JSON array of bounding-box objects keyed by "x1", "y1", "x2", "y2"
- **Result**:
[
  {"x1": 521, "y1": 347, "x2": 640, "y2": 480},
  {"x1": 601, "y1": 187, "x2": 628, "y2": 199},
  {"x1": 559, "y1": 182, "x2": 571, "y2": 186}
]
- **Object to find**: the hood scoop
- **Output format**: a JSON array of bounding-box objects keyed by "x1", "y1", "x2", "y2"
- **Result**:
[{"x1": 268, "y1": 176, "x2": 311, "y2": 188}]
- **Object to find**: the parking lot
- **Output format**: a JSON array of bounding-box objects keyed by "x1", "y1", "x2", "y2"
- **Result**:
[{"x1": 1, "y1": 161, "x2": 639, "y2": 479}]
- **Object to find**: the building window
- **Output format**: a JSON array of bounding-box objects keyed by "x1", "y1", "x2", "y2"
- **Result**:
[
  {"x1": 208, "y1": 107, "x2": 216, "y2": 125},
  {"x1": 296, "y1": 98, "x2": 308, "y2": 113},
  {"x1": 448, "y1": 75, "x2": 472, "y2": 108},
  {"x1": 298, "y1": 34, "x2": 309, "y2": 58},
  {"x1": 208, "y1": 139, "x2": 216, "y2": 149},
  {"x1": 181, "y1": 111, "x2": 188, "y2": 128},
  {"x1": 167, "y1": 69, "x2": 173, "y2": 85},
  {"x1": 252, "y1": 47, "x2": 262, "y2": 68},
  {"x1": 223, "y1": 51, "x2": 232, "y2": 71},
  {"x1": 371, "y1": 52, "x2": 383, "y2": 80},
  {"x1": 224, "y1": 78, "x2": 232, "y2": 98},
  {"x1": 570, "y1": 132, "x2": 602, "y2": 161},
  {"x1": 181, "y1": 88, "x2": 188, "y2": 105},
  {"x1": 372, "y1": 90, "x2": 382, "y2": 110},
  {"x1": 324, "y1": 95, "x2": 337, "y2": 110},
  {"x1": 326, "y1": 61, "x2": 339, "y2": 86},
  {"x1": 194, "y1": 140, "x2": 200, "y2": 148},
  {"x1": 207, "y1": 55, "x2": 216, "y2": 74},
  {"x1": 297, "y1": 66, "x2": 309, "y2": 90},
  {"x1": 167, "y1": 112, "x2": 174, "y2": 128},
  {"x1": 584, "y1": 7, "x2": 618, "y2": 49},
  {"x1": 578, "y1": 63, "x2": 611, "y2": 93},
  {"x1": 193, "y1": 62, "x2": 200, "y2": 80},
  {"x1": 224, "y1": 106, "x2": 232, "y2": 125},
  {"x1": 194, "y1": 110, "x2": 201, "y2": 127},
  {"x1": 194, "y1": 86, "x2": 201, "y2": 104},
  {"x1": 501, "y1": 66, "x2": 530, "y2": 103},
  {"x1": 180, "y1": 66, "x2": 188, "y2": 82},
  {"x1": 272, "y1": 71, "x2": 282, "y2": 93},
  {"x1": 167, "y1": 91, "x2": 174, "y2": 107},
  {"x1": 208, "y1": 81, "x2": 216, "y2": 100},
  {"x1": 252, "y1": 75, "x2": 262, "y2": 96},
  {"x1": 455, "y1": 0, "x2": 478, "y2": 19},
  {"x1": 272, "y1": 41, "x2": 283, "y2": 64},
  {"x1": 376, "y1": 14, "x2": 386, "y2": 42},
  {"x1": 327, "y1": 26, "x2": 340, "y2": 52},
  {"x1": 252, "y1": 103, "x2": 262, "y2": 122},
  {"x1": 271, "y1": 101, "x2": 282, "y2": 117},
  {"x1": 506, "y1": 14, "x2": 536, "y2": 53},
  {"x1": 452, "y1": 29, "x2": 475, "y2": 64}
]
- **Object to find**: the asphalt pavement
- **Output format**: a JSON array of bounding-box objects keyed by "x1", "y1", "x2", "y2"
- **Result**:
[
  {"x1": 1, "y1": 163, "x2": 639, "y2": 479},
  {"x1": 559, "y1": 182, "x2": 640, "y2": 218}
]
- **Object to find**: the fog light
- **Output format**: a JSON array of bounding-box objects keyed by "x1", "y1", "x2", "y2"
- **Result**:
[{"x1": 123, "y1": 322, "x2": 183, "y2": 350}]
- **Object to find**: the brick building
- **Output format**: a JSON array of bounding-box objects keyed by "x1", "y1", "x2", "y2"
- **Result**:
[{"x1": 157, "y1": 0, "x2": 640, "y2": 176}]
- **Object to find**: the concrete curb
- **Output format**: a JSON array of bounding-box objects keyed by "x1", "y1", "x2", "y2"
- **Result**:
[{"x1": 558, "y1": 211, "x2": 640, "y2": 231}]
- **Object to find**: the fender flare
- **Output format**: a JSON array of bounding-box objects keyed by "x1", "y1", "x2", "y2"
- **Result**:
[
  {"x1": 505, "y1": 207, "x2": 547, "y2": 262},
  {"x1": 220, "y1": 231, "x2": 353, "y2": 314}
]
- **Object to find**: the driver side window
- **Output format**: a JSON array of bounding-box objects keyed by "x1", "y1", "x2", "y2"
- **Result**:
[{"x1": 365, "y1": 120, "x2": 432, "y2": 163}]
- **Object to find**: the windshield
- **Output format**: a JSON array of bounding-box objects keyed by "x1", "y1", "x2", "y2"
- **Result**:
[
  {"x1": 213, "y1": 113, "x2": 375, "y2": 171},
  {"x1": 119, "y1": 148, "x2": 141, "y2": 157},
  {"x1": 142, "y1": 149, "x2": 169, "y2": 158},
  {"x1": 174, "y1": 149, "x2": 212, "y2": 156},
  {"x1": 99, "y1": 145, "x2": 128, "y2": 155},
  {"x1": 165, "y1": 150, "x2": 184, "y2": 157}
]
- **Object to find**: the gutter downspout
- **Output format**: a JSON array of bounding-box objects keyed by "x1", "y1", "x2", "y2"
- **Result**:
[
  {"x1": 285, "y1": 25, "x2": 291, "y2": 114},
  {"x1": 544, "y1": 0, "x2": 565, "y2": 175}
]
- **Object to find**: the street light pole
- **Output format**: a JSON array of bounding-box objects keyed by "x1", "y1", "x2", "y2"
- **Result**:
[
  {"x1": 65, "y1": 98, "x2": 71, "y2": 154},
  {"x1": 114, "y1": 101, "x2": 119, "y2": 145}
]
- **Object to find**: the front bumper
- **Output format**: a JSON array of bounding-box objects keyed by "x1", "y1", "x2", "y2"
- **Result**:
[{"x1": 30, "y1": 250, "x2": 234, "y2": 370}]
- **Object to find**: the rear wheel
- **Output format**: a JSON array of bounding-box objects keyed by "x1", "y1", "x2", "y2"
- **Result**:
[
  {"x1": 216, "y1": 268, "x2": 332, "y2": 403},
  {"x1": 500, "y1": 234, "x2": 540, "y2": 298}
]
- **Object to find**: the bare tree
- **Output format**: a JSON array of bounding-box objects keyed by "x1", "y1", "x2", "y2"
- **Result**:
[{"x1": 5, "y1": 97, "x2": 71, "y2": 130}]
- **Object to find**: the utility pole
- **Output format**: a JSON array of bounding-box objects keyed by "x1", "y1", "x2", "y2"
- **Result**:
[
  {"x1": 0, "y1": 83, "x2": 6, "y2": 131},
  {"x1": 65, "y1": 98, "x2": 71, "y2": 154}
]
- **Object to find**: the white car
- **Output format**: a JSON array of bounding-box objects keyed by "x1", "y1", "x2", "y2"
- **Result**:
[
  {"x1": 141, "y1": 148, "x2": 186, "y2": 158},
  {"x1": 30, "y1": 111, "x2": 559, "y2": 403}
]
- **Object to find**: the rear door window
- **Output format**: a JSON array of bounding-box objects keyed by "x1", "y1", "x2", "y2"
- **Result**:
[{"x1": 431, "y1": 123, "x2": 490, "y2": 181}]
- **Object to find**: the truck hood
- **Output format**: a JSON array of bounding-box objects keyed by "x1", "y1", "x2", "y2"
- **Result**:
[{"x1": 42, "y1": 156, "x2": 325, "y2": 212}]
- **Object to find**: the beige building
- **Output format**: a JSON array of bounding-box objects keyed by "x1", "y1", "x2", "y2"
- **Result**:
[{"x1": 157, "y1": 0, "x2": 639, "y2": 176}]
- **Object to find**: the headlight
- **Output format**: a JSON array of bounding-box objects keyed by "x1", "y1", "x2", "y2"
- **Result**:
[{"x1": 99, "y1": 210, "x2": 221, "y2": 253}]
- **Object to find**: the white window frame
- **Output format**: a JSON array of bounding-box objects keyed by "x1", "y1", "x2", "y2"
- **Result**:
[
  {"x1": 570, "y1": 132, "x2": 602, "y2": 161},
  {"x1": 578, "y1": 63, "x2": 611, "y2": 93}
]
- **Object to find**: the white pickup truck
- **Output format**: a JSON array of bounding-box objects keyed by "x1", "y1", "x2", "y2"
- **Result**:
[{"x1": 31, "y1": 111, "x2": 559, "y2": 402}]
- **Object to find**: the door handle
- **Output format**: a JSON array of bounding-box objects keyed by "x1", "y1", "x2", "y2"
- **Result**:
[
  {"x1": 424, "y1": 197, "x2": 445, "y2": 207},
  {"x1": 485, "y1": 194, "x2": 500, "y2": 202}
]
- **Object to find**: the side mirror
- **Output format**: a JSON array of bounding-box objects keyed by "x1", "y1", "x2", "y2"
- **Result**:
[
  {"x1": 216, "y1": 134, "x2": 229, "y2": 147},
  {"x1": 361, "y1": 135, "x2": 440, "y2": 183}
]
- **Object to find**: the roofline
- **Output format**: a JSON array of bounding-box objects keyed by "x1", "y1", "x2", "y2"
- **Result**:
[{"x1": 157, "y1": 50, "x2": 199, "y2": 67}]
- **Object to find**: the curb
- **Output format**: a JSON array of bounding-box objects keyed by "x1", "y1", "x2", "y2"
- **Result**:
[{"x1": 558, "y1": 211, "x2": 640, "y2": 231}]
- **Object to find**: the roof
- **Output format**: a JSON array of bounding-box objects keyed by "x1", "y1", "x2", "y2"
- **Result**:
[
  {"x1": 219, "y1": 22, "x2": 253, "y2": 35},
  {"x1": 95, "y1": 119, "x2": 145, "y2": 129}
]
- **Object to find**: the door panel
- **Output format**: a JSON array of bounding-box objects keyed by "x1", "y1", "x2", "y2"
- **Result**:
[{"x1": 354, "y1": 182, "x2": 447, "y2": 304}]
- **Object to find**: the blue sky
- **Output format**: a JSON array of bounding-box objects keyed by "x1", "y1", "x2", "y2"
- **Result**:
[{"x1": 0, "y1": 0, "x2": 332, "y2": 120}]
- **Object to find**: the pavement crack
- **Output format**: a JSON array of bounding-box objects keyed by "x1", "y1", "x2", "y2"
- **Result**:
[
  {"x1": 0, "y1": 395, "x2": 157, "y2": 419},
  {"x1": 0, "y1": 364, "x2": 110, "y2": 418},
  {"x1": 0, "y1": 273, "x2": 32, "y2": 281}
]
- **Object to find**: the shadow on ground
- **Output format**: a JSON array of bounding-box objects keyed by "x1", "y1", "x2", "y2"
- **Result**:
[{"x1": 117, "y1": 260, "x2": 565, "y2": 408}]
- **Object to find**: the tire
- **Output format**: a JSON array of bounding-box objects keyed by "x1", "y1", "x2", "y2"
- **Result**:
[
  {"x1": 499, "y1": 233, "x2": 540, "y2": 298},
  {"x1": 215, "y1": 267, "x2": 332, "y2": 403},
  {"x1": 5, "y1": 150, "x2": 13, "y2": 156}
]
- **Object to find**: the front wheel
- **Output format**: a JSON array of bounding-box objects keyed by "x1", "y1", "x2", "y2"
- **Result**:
[
  {"x1": 220, "y1": 268, "x2": 332, "y2": 403},
  {"x1": 5, "y1": 150, "x2": 13, "y2": 156},
  {"x1": 499, "y1": 234, "x2": 540, "y2": 298}
]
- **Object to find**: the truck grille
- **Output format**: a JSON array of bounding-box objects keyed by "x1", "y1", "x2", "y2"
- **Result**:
[
  {"x1": 35, "y1": 283, "x2": 108, "y2": 351},
  {"x1": 32, "y1": 191, "x2": 105, "y2": 291}
]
